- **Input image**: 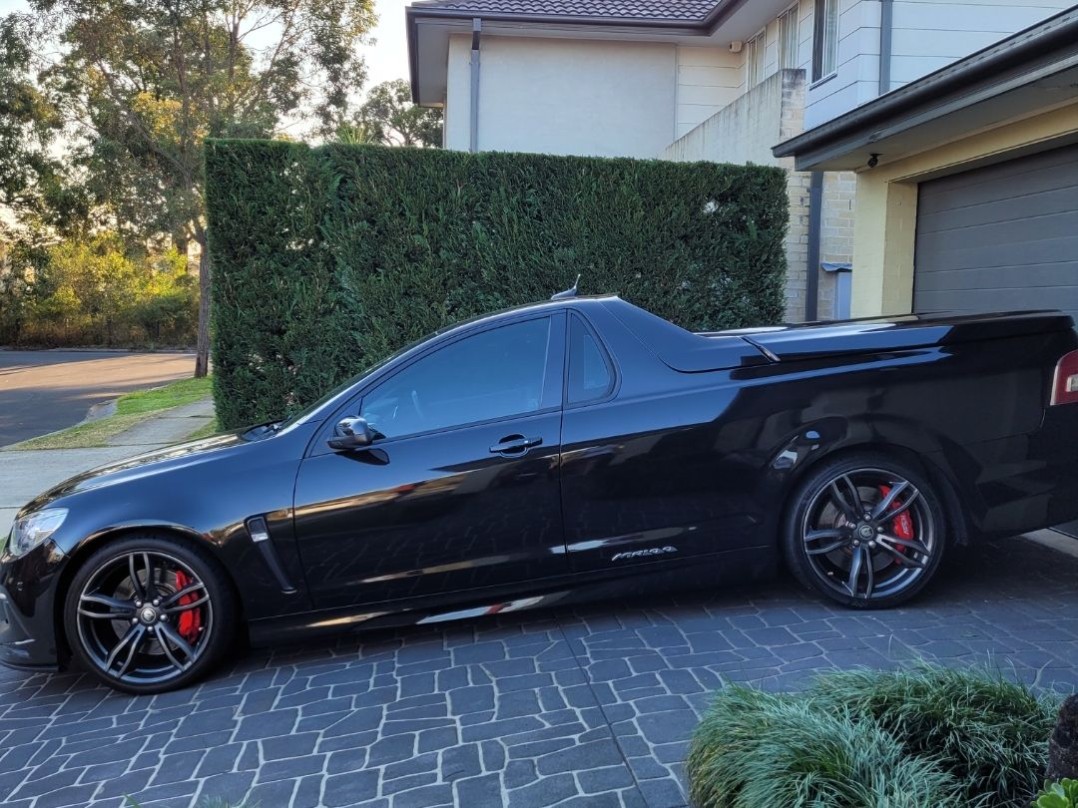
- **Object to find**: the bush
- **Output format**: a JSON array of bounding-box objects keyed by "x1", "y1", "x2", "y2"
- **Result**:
[
  {"x1": 688, "y1": 686, "x2": 959, "y2": 808},
  {"x1": 810, "y1": 665, "x2": 1059, "y2": 807},
  {"x1": 1036, "y1": 780, "x2": 1078, "y2": 808},
  {"x1": 205, "y1": 140, "x2": 789, "y2": 428},
  {"x1": 687, "y1": 664, "x2": 1060, "y2": 808},
  {"x1": 1, "y1": 234, "x2": 198, "y2": 348}
]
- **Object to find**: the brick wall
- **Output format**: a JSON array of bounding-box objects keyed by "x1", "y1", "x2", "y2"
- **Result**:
[{"x1": 819, "y1": 171, "x2": 857, "y2": 318}]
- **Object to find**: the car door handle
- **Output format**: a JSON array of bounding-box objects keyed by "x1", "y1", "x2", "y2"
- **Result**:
[{"x1": 489, "y1": 435, "x2": 543, "y2": 456}]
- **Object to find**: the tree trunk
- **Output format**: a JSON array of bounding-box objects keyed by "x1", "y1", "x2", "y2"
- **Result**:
[
  {"x1": 1048, "y1": 695, "x2": 1078, "y2": 781},
  {"x1": 194, "y1": 239, "x2": 211, "y2": 378}
]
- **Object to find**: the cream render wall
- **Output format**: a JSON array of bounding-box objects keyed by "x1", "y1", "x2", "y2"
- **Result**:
[
  {"x1": 675, "y1": 46, "x2": 743, "y2": 139},
  {"x1": 444, "y1": 35, "x2": 678, "y2": 158}
]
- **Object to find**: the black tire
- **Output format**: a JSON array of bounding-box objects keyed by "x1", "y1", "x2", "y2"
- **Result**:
[
  {"x1": 64, "y1": 533, "x2": 237, "y2": 694},
  {"x1": 782, "y1": 452, "x2": 948, "y2": 609}
]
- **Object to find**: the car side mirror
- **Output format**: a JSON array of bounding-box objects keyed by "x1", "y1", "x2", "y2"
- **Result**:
[{"x1": 328, "y1": 416, "x2": 376, "y2": 452}]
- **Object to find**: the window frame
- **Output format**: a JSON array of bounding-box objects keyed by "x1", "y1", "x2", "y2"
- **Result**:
[
  {"x1": 564, "y1": 312, "x2": 617, "y2": 408},
  {"x1": 745, "y1": 28, "x2": 767, "y2": 89},
  {"x1": 778, "y1": 4, "x2": 800, "y2": 72},
  {"x1": 311, "y1": 311, "x2": 566, "y2": 454},
  {"x1": 812, "y1": 0, "x2": 839, "y2": 82}
]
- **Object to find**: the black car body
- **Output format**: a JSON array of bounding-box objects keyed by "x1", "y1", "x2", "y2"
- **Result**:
[{"x1": 3, "y1": 295, "x2": 1078, "y2": 692}]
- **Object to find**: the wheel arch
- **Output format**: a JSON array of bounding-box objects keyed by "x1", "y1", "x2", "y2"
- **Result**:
[
  {"x1": 53, "y1": 524, "x2": 246, "y2": 667},
  {"x1": 778, "y1": 440, "x2": 970, "y2": 548}
]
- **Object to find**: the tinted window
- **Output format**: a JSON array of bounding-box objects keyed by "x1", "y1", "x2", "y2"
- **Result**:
[
  {"x1": 568, "y1": 316, "x2": 613, "y2": 404},
  {"x1": 362, "y1": 318, "x2": 552, "y2": 438}
]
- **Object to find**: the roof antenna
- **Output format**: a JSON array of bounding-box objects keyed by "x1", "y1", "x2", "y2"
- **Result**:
[{"x1": 550, "y1": 274, "x2": 581, "y2": 301}]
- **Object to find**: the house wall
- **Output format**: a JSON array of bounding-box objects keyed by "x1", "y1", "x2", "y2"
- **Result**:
[
  {"x1": 804, "y1": 0, "x2": 1073, "y2": 128},
  {"x1": 850, "y1": 102, "x2": 1078, "y2": 317},
  {"x1": 675, "y1": 46, "x2": 743, "y2": 139},
  {"x1": 663, "y1": 70, "x2": 813, "y2": 322},
  {"x1": 444, "y1": 35, "x2": 678, "y2": 158}
]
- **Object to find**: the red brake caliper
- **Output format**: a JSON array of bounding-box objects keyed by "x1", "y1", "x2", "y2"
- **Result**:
[
  {"x1": 173, "y1": 570, "x2": 202, "y2": 643},
  {"x1": 878, "y1": 484, "x2": 914, "y2": 562}
]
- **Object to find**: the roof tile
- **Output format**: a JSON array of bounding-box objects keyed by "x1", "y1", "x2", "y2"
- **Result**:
[{"x1": 412, "y1": 0, "x2": 724, "y2": 24}]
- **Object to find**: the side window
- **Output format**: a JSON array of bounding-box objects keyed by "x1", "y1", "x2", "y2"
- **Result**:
[
  {"x1": 812, "y1": 0, "x2": 839, "y2": 81},
  {"x1": 361, "y1": 318, "x2": 553, "y2": 438},
  {"x1": 568, "y1": 316, "x2": 613, "y2": 405}
]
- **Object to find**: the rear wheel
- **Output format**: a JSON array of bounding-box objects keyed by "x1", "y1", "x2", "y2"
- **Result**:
[
  {"x1": 64, "y1": 534, "x2": 236, "y2": 694},
  {"x1": 782, "y1": 454, "x2": 947, "y2": 608}
]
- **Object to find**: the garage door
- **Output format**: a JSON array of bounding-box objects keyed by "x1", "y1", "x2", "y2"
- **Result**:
[{"x1": 914, "y1": 143, "x2": 1078, "y2": 323}]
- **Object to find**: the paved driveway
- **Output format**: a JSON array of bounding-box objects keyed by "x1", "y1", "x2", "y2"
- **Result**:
[
  {"x1": 0, "y1": 351, "x2": 196, "y2": 446},
  {"x1": 0, "y1": 535, "x2": 1075, "y2": 808}
]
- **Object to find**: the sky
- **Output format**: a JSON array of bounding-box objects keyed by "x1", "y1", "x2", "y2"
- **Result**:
[
  {"x1": 368, "y1": 0, "x2": 413, "y2": 87},
  {"x1": 0, "y1": 0, "x2": 413, "y2": 91}
]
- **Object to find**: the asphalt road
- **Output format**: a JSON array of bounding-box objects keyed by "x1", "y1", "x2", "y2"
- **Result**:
[{"x1": 0, "y1": 350, "x2": 197, "y2": 446}]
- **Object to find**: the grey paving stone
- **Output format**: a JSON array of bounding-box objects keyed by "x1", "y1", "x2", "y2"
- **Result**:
[
  {"x1": 0, "y1": 536, "x2": 1075, "y2": 808},
  {"x1": 508, "y1": 771, "x2": 578, "y2": 807},
  {"x1": 636, "y1": 777, "x2": 687, "y2": 808},
  {"x1": 393, "y1": 783, "x2": 454, "y2": 808},
  {"x1": 454, "y1": 773, "x2": 502, "y2": 805},
  {"x1": 579, "y1": 764, "x2": 635, "y2": 793},
  {"x1": 234, "y1": 708, "x2": 298, "y2": 740},
  {"x1": 440, "y1": 744, "x2": 481, "y2": 781},
  {"x1": 418, "y1": 727, "x2": 458, "y2": 753},
  {"x1": 383, "y1": 772, "x2": 438, "y2": 795},
  {"x1": 256, "y1": 754, "x2": 325, "y2": 783},
  {"x1": 243, "y1": 777, "x2": 297, "y2": 807},
  {"x1": 34, "y1": 784, "x2": 100, "y2": 808},
  {"x1": 197, "y1": 771, "x2": 256, "y2": 805},
  {"x1": 324, "y1": 769, "x2": 381, "y2": 807}
]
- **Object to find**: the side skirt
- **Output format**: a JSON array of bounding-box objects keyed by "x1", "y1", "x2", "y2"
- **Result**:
[{"x1": 247, "y1": 545, "x2": 777, "y2": 647}]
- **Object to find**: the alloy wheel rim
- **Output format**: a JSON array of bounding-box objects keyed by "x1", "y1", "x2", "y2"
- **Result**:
[
  {"x1": 75, "y1": 551, "x2": 213, "y2": 685},
  {"x1": 801, "y1": 468, "x2": 935, "y2": 601}
]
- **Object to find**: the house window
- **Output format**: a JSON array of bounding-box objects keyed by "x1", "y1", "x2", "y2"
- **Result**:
[
  {"x1": 812, "y1": 0, "x2": 839, "y2": 81},
  {"x1": 779, "y1": 6, "x2": 799, "y2": 70},
  {"x1": 746, "y1": 30, "x2": 766, "y2": 88}
]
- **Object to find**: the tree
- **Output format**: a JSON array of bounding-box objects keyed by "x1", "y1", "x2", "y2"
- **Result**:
[
  {"x1": 0, "y1": 13, "x2": 85, "y2": 239},
  {"x1": 23, "y1": 0, "x2": 377, "y2": 375},
  {"x1": 352, "y1": 79, "x2": 443, "y2": 148}
]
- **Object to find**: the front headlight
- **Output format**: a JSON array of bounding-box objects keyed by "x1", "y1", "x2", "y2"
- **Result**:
[{"x1": 9, "y1": 509, "x2": 68, "y2": 558}]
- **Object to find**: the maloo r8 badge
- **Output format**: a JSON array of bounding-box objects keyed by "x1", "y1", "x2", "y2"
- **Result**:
[{"x1": 612, "y1": 546, "x2": 679, "y2": 562}]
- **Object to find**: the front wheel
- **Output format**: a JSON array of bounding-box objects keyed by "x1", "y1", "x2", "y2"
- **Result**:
[
  {"x1": 782, "y1": 454, "x2": 947, "y2": 609},
  {"x1": 64, "y1": 534, "x2": 237, "y2": 694}
]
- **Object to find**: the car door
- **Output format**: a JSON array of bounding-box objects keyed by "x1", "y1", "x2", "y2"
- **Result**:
[
  {"x1": 293, "y1": 313, "x2": 567, "y2": 610},
  {"x1": 560, "y1": 311, "x2": 757, "y2": 574}
]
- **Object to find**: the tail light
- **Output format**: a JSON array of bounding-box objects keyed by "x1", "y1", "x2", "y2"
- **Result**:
[{"x1": 1051, "y1": 350, "x2": 1078, "y2": 406}]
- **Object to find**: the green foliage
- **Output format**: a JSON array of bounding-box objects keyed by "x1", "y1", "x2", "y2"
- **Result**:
[
  {"x1": 809, "y1": 665, "x2": 1059, "y2": 807},
  {"x1": 4, "y1": 0, "x2": 376, "y2": 366},
  {"x1": 205, "y1": 140, "x2": 789, "y2": 428},
  {"x1": 2, "y1": 233, "x2": 197, "y2": 347},
  {"x1": 686, "y1": 664, "x2": 1059, "y2": 808},
  {"x1": 688, "y1": 685, "x2": 960, "y2": 807},
  {"x1": 347, "y1": 79, "x2": 443, "y2": 148},
  {"x1": 0, "y1": 14, "x2": 84, "y2": 234},
  {"x1": 21, "y1": 0, "x2": 377, "y2": 238},
  {"x1": 1035, "y1": 780, "x2": 1078, "y2": 808}
]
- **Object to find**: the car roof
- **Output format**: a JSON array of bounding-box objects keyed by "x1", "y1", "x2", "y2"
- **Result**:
[{"x1": 430, "y1": 294, "x2": 620, "y2": 338}]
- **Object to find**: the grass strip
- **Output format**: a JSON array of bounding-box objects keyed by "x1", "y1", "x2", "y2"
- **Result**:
[{"x1": 6, "y1": 377, "x2": 212, "y2": 451}]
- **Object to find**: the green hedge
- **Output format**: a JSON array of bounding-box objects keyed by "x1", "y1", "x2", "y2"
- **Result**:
[{"x1": 205, "y1": 140, "x2": 788, "y2": 428}]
